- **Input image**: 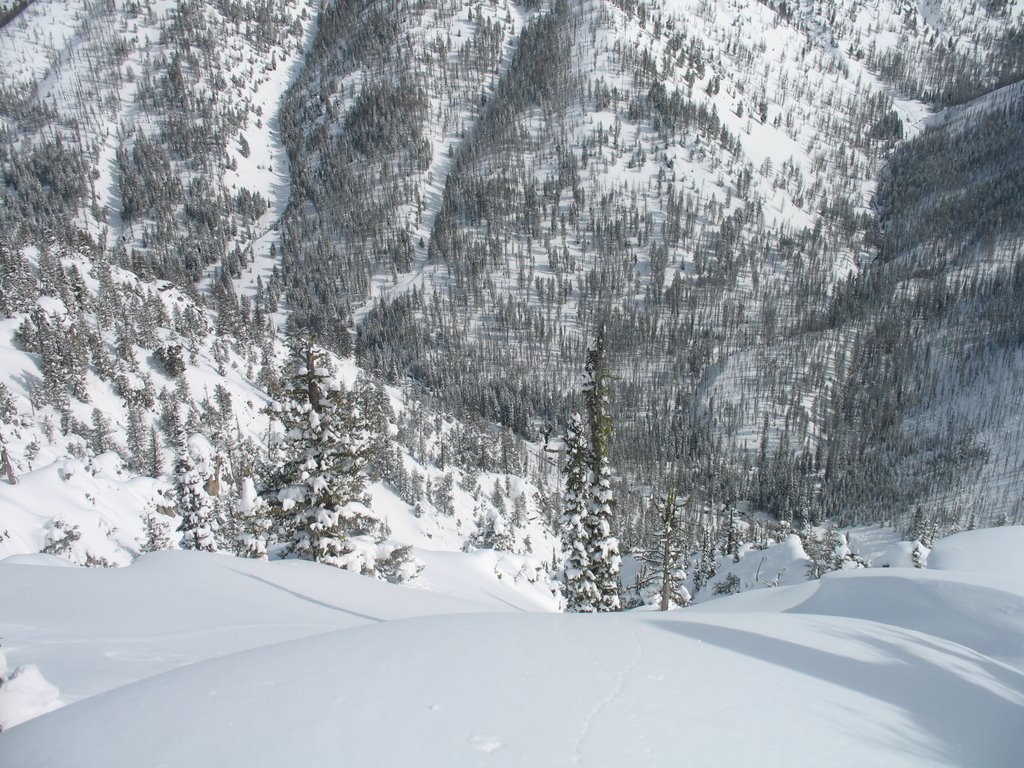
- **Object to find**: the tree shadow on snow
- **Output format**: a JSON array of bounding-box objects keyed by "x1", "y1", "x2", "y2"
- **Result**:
[{"x1": 650, "y1": 617, "x2": 1024, "y2": 767}]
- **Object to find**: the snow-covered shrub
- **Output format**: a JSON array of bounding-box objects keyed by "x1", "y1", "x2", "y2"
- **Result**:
[{"x1": 0, "y1": 650, "x2": 62, "y2": 731}]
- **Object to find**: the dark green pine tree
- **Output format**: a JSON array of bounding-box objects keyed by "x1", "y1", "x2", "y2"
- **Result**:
[
  {"x1": 147, "y1": 426, "x2": 164, "y2": 478},
  {"x1": 693, "y1": 526, "x2": 718, "y2": 595},
  {"x1": 724, "y1": 505, "x2": 742, "y2": 561},
  {"x1": 90, "y1": 408, "x2": 113, "y2": 456},
  {"x1": 124, "y1": 400, "x2": 148, "y2": 474},
  {"x1": 267, "y1": 337, "x2": 379, "y2": 569},
  {"x1": 354, "y1": 373, "x2": 401, "y2": 483},
  {"x1": 562, "y1": 325, "x2": 622, "y2": 612},
  {"x1": 32, "y1": 310, "x2": 70, "y2": 411}
]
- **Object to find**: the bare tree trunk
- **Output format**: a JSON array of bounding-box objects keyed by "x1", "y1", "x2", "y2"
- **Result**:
[
  {"x1": 2, "y1": 445, "x2": 17, "y2": 485},
  {"x1": 659, "y1": 533, "x2": 672, "y2": 611}
]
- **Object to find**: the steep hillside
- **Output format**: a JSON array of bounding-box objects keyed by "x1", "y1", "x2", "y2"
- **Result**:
[
  {"x1": 834, "y1": 80, "x2": 1024, "y2": 527},
  {"x1": 0, "y1": 0, "x2": 316, "y2": 290},
  {"x1": 0, "y1": 0, "x2": 564, "y2": 587},
  {"x1": 274, "y1": 0, "x2": 1024, "y2": 534},
  {"x1": 0, "y1": 248, "x2": 559, "y2": 591},
  {"x1": 1, "y1": 0, "x2": 1023, "y2": 582}
]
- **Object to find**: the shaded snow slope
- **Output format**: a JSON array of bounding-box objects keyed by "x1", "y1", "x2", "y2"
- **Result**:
[
  {"x1": 694, "y1": 570, "x2": 1024, "y2": 668},
  {"x1": 693, "y1": 526, "x2": 1024, "y2": 671}
]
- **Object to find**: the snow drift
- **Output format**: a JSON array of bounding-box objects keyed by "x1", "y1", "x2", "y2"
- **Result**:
[{"x1": 1, "y1": 528, "x2": 1022, "y2": 766}]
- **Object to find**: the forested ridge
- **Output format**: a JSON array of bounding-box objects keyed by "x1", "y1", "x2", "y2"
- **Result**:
[
  {"x1": 279, "y1": 0, "x2": 1024, "y2": 541},
  {"x1": 1, "y1": 0, "x2": 1023, "y2": 579}
]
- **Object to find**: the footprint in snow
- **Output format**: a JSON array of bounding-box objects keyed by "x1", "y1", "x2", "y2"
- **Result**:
[{"x1": 470, "y1": 735, "x2": 502, "y2": 753}]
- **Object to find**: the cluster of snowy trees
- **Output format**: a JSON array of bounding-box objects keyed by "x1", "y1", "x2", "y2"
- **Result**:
[
  {"x1": 265, "y1": 338, "x2": 376, "y2": 565},
  {"x1": 335, "y1": 0, "x2": 892, "y2": 526},
  {"x1": 0, "y1": 0, "x2": 306, "y2": 288},
  {"x1": 276, "y1": 0, "x2": 519, "y2": 343},
  {"x1": 0, "y1": 1, "x2": 28, "y2": 29},
  {"x1": 164, "y1": 336, "x2": 419, "y2": 580},
  {"x1": 867, "y1": 11, "x2": 1024, "y2": 106}
]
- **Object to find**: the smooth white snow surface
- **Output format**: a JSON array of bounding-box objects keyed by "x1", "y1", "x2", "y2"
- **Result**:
[
  {"x1": 928, "y1": 525, "x2": 1024, "y2": 584},
  {"x1": 1, "y1": 528, "x2": 1023, "y2": 765},
  {"x1": 0, "y1": 550, "x2": 517, "y2": 706}
]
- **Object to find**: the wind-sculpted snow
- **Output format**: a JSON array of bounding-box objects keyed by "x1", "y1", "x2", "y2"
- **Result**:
[
  {"x1": 694, "y1": 527, "x2": 1024, "y2": 670},
  {"x1": 0, "y1": 549, "x2": 526, "y2": 705},
  {"x1": 790, "y1": 570, "x2": 1024, "y2": 671},
  {"x1": 1, "y1": 529, "x2": 1022, "y2": 765},
  {"x1": 1, "y1": 610, "x2": 1020, "y2": 766},
  {"x1": 927, "y1": 520, "x2": 1024, "y2": 583}
]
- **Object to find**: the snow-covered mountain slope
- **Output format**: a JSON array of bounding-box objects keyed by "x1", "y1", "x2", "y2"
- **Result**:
[
  {"x1": 272, "y1": 0, "x2": 1024, "y2": 528},
  {"x1": 0, "y1": 246, "x2": 561, "y2": 610},
  {"x1": 0, "y1": 0, "x2": 566, "y2": 577},
  {"x1": 1, "y1": 0, "x2": 1021, "y2": 544},
  {"x1": 1, "y1": 526, "x2": 1021, "y2": 765},
  {"x1": 0, "y1": 0, "x2": 316, "y2": 291},
  {"x1": 857, "y1": 78, "x2": 1024, "y2": 525}
]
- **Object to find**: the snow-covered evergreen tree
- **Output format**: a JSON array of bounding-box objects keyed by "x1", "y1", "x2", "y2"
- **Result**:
[
  {"x1": 175, "y1": 429, "x2": 218, "y2": 552},
  {"x1": 561, "y1": 326, "x2": 622, "y2": 612},
  {"x1": 724, "y1": 505, "x2": 743, "y2": 561},
  {"x1": 147, "y1": 426, "x2": 163, "y2": 478},
  {"x1": 40, "y1": 518, "x2": 81, "y2": 557},
  {"x1": 266, "y1": 337, "x2": 379, "y2": 569},
  {"x1": 90, "y1": 408, "x2": 113, "y2": 455},
  {"x1": 692, "y1": 527, "x2": 718, "y2": 595},
  {"x1": 561, "y1": 411, "x2": 595, "y2": 611},
  {"x1": 912, "y1": 540, "x2": 929, "y2": 569},
  {"x1": 468, "y1": 500, "x2": 514, "y2": 552},
  {"x1": 909, "y1": 505, "x2": 927, "y2": 543},
  {"x1": 581, "y1": 326, "x2": 622, "y2": 611},
  {"x1": 124, "y1": 400, "x2": 148, "y2": 474},
  {"x1": 803, "y1": 524, "x2": 837, "y2": 579},
  {"x1": 375, "y1": 542, "x2": 424, "y2": 584},
  {"x1": 234, "y1": 476, "x2": 270, "y2": 560},
  {"x1": 354, "y1": 373, "x2": 401, "y2": 483},
  {"x1": 140, "y1": 511, "x2": 173, "y2": 553},
  {"x1": 434, "y1": 472, "x2": 455, "y2": 516}
]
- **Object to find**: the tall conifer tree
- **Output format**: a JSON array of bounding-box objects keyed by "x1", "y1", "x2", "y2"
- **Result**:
[
  {"x1": 562, "y1": 325, "x2": 622, "y2": 612},
  {"x1": 267, "y1": 337, "x2": 378, "y2": 568},
  {"x1": 561, "y1": 412, "x2": 593, "y2": 610}
]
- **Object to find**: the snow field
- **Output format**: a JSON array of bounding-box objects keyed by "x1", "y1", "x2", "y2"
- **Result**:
[{"x1": 0, "y1": 527, "x2": 1022, "y2": 765}]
